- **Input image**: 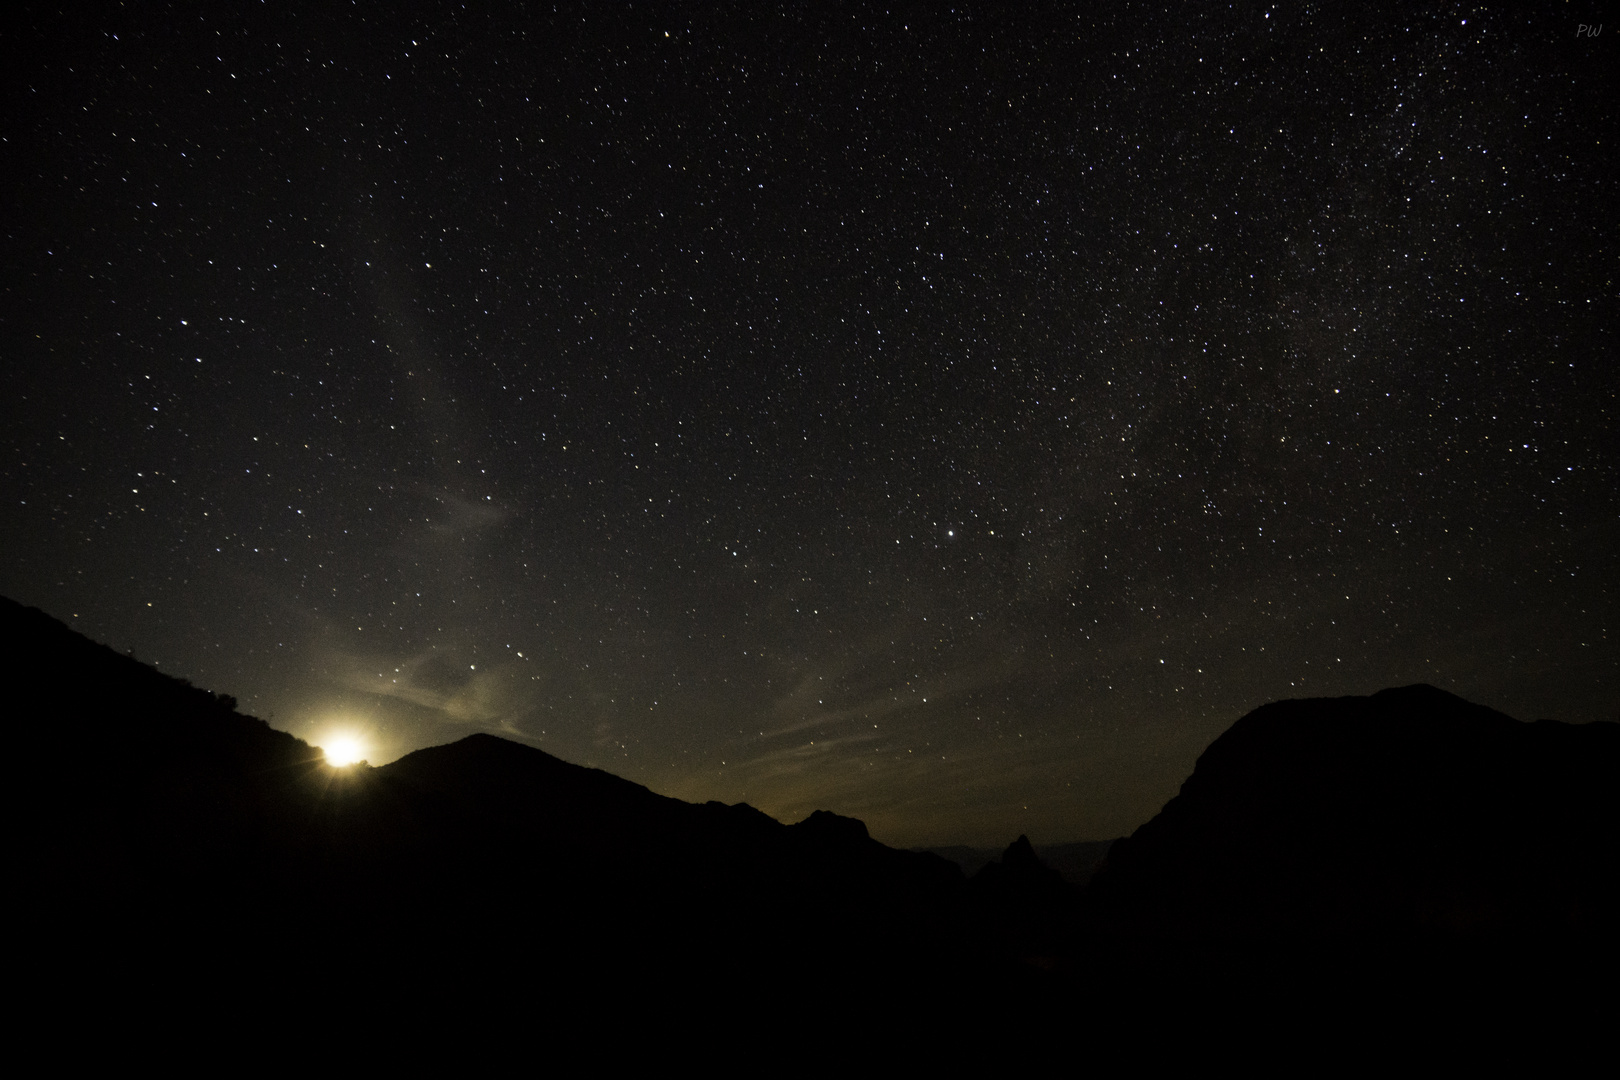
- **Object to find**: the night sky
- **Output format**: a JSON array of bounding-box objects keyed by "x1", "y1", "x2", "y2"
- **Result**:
[{"x1": 4, "y1": 3, "x2": 1614, "y2": 847}]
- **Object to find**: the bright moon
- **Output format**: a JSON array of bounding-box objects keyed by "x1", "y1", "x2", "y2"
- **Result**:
[{"x1": 323, "y1": 735, "x2": 366, "y2": 767}]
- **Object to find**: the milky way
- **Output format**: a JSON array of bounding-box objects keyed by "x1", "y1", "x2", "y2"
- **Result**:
[{"x1": 4, "y1": 3, "x2": 1613, "y2": 845}]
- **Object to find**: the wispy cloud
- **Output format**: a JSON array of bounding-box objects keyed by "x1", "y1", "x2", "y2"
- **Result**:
[{"x1": 333, "y1": 642, "x2": 537, "y2": 728}]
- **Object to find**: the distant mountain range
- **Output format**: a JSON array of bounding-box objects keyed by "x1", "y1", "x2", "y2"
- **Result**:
[
  {"x1": 8, "y1": 595, "x2": 1614, "y2": 1037},
  {"x1": 925, "y1": 839, "x2": 1115, "y2": 885}
]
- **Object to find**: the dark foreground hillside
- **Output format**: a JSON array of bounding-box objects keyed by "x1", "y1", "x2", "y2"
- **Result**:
[
  {"x1": 1087, "y1": 684, "x2": 1618, "y2": 939},
  {"x1": 4, "y1": 598, "x2": 969, "y2": 1001},
  {"x1": 1075, "y1": 684, "x2": 1619, "y2": 1037},
  {"x1": 7, "y1": 595, "x2": 1615, "y2": 1048}
]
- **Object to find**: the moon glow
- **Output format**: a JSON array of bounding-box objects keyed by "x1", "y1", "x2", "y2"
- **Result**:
[{"x1": 322, "y1": 734, "x2": 367, "y2": 767}]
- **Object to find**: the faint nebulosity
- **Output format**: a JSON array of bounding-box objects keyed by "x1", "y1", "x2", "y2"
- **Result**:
[{"x1": 2, "y1": 2, "x2": 1613, "y2": 846}]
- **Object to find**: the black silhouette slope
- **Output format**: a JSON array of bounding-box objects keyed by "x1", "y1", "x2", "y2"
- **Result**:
[
  {"x1": 8, "y1": 598, "x2": 325, "y2": 909},
  {"x1": 1086, "y1": 684, "x2": 1619, "y2": 941},
  {"x1": 353, "y1": 732, "x2": 963, "y2": 955},
  {"x1": 5, "y1": 596, "x2": 962, "y2": 993}
]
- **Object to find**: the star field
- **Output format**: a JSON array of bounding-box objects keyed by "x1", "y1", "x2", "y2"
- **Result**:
[{"x1": 3, "y1": 2, "x2": 1614, "y2": 846}]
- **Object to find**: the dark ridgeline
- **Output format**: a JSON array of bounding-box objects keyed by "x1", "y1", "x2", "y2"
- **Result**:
[
  {"x1": 4, "y1": 596, "x2": 967, "y2": 1019},
  {"x1": 8, "y1": 595, "x2": 1615, "y2": 1039},
  {"x1": 1079, "y1": 685, "x2": 1619, "y2": 1029},
  {"x1": 1086, "y1": 685, "x2": 1619, "y2": 939}
]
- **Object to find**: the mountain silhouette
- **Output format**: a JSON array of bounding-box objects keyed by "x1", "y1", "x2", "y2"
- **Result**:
[
  {"x1": 1074, "y1": 685, "x2": 1619, "y2": 1036},
  {"x1": 4, "y1": 595, "x2": 966, "y2": 1019},
  {"x1": 1086, "y1": 684, "x2": 1618, "y2": 940},
  {"x1": 964, "y1": 835, "x2": 1081, "y2": 965},
  {"x1": 924, "y1": 838, "x2": 1115, "y2": 886},
  {"x1": 10, "y1": 596, "x2": 1614, "y2": 1040}
]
